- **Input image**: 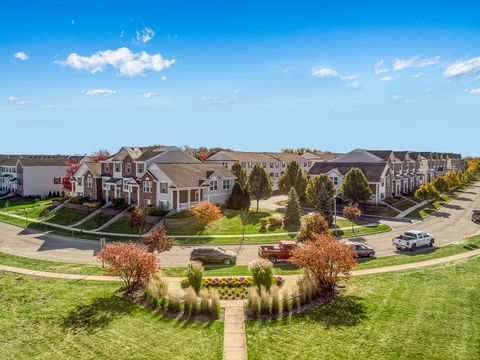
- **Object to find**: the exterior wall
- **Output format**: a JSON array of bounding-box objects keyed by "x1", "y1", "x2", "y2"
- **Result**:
[
  {"x1": 138, "y1": 173, "x2": 157, "y2": 207},
  {"x1": 20, "y1": 166, "x2": 66, "y2": 196},
  {"x1": 122, "y1": 155, "x2": 136, "y2": 178}
]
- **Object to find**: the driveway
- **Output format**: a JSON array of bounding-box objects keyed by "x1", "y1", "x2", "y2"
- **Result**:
[{"x1": 0, "y1": 183, "x2": 479, "y2": 267}]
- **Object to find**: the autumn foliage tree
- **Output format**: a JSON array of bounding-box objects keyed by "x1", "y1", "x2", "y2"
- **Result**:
[
  {"x1": 415, "y1": 183, "x2": 440, "y2": 203},
  {"x1": 130, "y1": 207, "x2": 146, "y2": 235},
  {"x1": 62, "y1": 158, "x2": 82, "y2": 193},
  {"x1": 297, "y1": 212, "x2": 330, "y2": 242},
  {"x1": 290, "y1": 233, "x2": 357, "y2": 291},
  {"x1": 142, "y1": 227, "x2": 175, "y2": 253},
  {"x1": 343, "y1": 203, "x2": 361, "y2": 238},
  {"x1": 92, "y1": 149, "x2": 111, "y2": 161},
  {"x1": 190, "y1": 202, "x2": 222, "y2": 227},
  {"x1": 97, "y1": 242, "x2": 158, "y2": 292}
]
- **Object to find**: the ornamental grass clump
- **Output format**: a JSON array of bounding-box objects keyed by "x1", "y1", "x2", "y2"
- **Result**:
[
  {"x1": 270, "y1": 285, "x2": 280, "y2": 314},
  {"x1": 186, "y1": 260, "x2": 204, "y2": 294},
  {"x1": 249, "y1": 258, "x2": 274, "y2": 291},
  {"x1": 208, "y1": 288, "x2": 220, "y2": 318},
  {"x1": 259, "y1": 286, "x2": 271, "y2": 315},
  {"x1": 281, "y1": 288, "x2": 290, "y2": 313},
  {"x1": 184, "y1": 287, "x2": 199, "y2": 315},
  {"x1": 248, "y1": 287, "x2": 260, "y2": 316},
  {"x1": 292, "y1": 290, "x2": 302, "y2": 310},
  {"x1": 144, "y1": 272, "x2": 168, "y2": 307},
  {"x1": 167, "y1": 291, "x2": 182, "y2": 313},
  {"x1": 199, "y1": 288, "x2": 211, "y2": 315}
]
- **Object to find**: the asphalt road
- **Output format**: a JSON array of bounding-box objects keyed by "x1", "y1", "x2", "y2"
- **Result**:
[{"x1": 1, "y1": 183, "x2": 479, "y2": 267}]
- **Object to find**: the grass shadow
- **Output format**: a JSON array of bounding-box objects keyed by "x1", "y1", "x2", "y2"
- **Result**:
[
  {"x1": 61, "y1": 295, "x2": 136, "y2": 333},
  {"x1": 394, "y1": 247, "x2": 439, "y2": 256},
  {"x1": 306, "y1": 295, "x2": 367, "y2": 328}
]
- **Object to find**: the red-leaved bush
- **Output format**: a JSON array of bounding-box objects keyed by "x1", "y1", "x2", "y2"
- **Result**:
[
  {"x1": 142, "y1": 227, "x2": 175, "y2": 253},
  {"x1": 190, "y1": 202, "x2": 222, "y2": 227},
  {"x1": 97, "y1": 242, "x2": 158, "y2": 292}
]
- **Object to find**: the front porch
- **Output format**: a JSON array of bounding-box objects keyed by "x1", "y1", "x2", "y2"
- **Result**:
[{"x1": 171, "y1": 187, "x2": 208, "y2": 211}]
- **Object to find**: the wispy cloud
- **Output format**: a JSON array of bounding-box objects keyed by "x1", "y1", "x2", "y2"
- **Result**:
[
  {"x1": 443, "y1": 57, "x2": 480, "y2": 78},
  {"x1": 82, "y1": 89, "x2": 117, "y2": 96},
  {"x1": 14, "y1": 51, "x2": 29, "y2": 61},
  {"x1": 374, "y1": 59, "x2": 389, "y2": 75},
  {"x1": 200, "y1": 95, "x2": 237, "y2": 105},
  {"x1": 380, "y1": 74, "x2": 400, "y2": 81},
  {"x1": 56, "y1": 47, "x2": 175, "y2": 77},
  {"x1": 143, "y1": 92, "x2": 160, "y2": 98},
  {"x1": 412, "y1": 73, "x2": 424, "y2": 79},
  {"x1": 136, "y1": 27, "x2": 155, "y2": 44},
  {"x1": 8, "y1": 96, "x2": 19, "y2": 102},
  {"x1": 311, "y1": 67, "x2": 358, "y2": 84},
  {"x1": 466, "y1": 88, "x2": 480, "y2": 95},
  {"x1": 7, "y1": 96, "x2": 32, "y2": 105},
  {"x1": 392, "y1": 95, "x2": 403, "y2": 101},
  {"x1": 393, "y1": 56, "x2": 440, "y2": 71}
]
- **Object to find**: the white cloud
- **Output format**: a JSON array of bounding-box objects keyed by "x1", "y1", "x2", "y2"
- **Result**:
[
  {"x1": 136, "y1": 27, "x2": 155, "y2": 44},
  {"x1": 340, "y1": 74, "x2": 358, "y2": 81},
  {"x1": 466, "y1": 88, "x2": 480, "y2": 95},
  {"x1": 200, "y1": 95, "x2": 237, "y2": 105},
  {"x1": 160, "y1": 75, "x2": 167, "y2": 81},
  {"x1": 311, "y1": 67, "x2": 358, "y2": 84},
  {"x1": 412, "y1": 73, "x2": 424, "y2": 79},
  {"x1": 120, "y1": 30, "x2": 125, "y2": 38},
  {"x1": 143, "y1": 92, "x2": 160, "y2": 98},
  {"x1": 82, "y1": 89, "x2": 117, "y2": 96},
  {"x1": 392, "y1": 95, "x2": 403, "y2": 101},
  {"x1": 380, "y1": 74, "x2": 400, "y2": 81},
  {"x1": 374, "y1": 59, "x2": 389, "y2": 75},
  {"x1": 393, "y1": 56, "x2": 440, "y2": 71},
  {"x1": 443, "y1": 57, "x2": 480, "y2": 78},
  {"x1": 14, "y1": 51, "x2": 29, "y2": 61},
  {"x1": 8, "y1": 96, "x2": 19, "y2": 102},
  {"x1": 346, "y1": 81, "x2": 361, "y2": 90},
  {"x1": 56, "y1": 47, "x2": 175, "y2": 76}
]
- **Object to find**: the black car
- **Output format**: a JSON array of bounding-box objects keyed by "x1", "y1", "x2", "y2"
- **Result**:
[{"x1": 190, "y1": 247, "x2": 237, "y2": 265}]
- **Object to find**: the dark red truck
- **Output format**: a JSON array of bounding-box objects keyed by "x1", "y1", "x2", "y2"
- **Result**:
[{"x1": 258, "y1": 240, "x2": 299, "y2": 263}]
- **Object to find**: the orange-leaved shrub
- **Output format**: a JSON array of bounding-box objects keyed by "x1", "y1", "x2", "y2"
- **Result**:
[{"x1": 190, "y1": 202, "x2": 222, "y2": 227}]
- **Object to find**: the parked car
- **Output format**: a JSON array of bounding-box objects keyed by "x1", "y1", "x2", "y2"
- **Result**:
[
  {"x1": 472, "y1": 209, "x2": 480, "y2": 223},
  {"x1": 258, "y1": 240, "x2": 300, "y2": 263},
  {"x1": 190, "y1": 247, "x2": 237, "y2": 265},
  {"x1": 346, "y1": 242, "x2": 376, "y2": 258},
  {"x1": 392, "y1": 230, "x2": 435, "y2": 251}
]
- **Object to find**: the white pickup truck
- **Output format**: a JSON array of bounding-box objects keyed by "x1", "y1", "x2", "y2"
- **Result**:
[{"x1": 392, "y1": 230, "x2": 435, "y2": 251}]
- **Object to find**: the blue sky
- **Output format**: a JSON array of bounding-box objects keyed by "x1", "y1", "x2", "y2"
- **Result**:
[{"x1": 1, "y1": 1, "x2": 479, "y2": 156}]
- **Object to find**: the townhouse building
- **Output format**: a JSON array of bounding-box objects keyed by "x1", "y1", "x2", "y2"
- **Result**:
[
  {"x1": 71, "y1": 145, "x2": 236, "y2": 211},
  {"x1": 0, "y1": 155, "x2": 21, "y2": 194}
]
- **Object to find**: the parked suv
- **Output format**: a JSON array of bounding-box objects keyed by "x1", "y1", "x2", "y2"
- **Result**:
[
  {"x1": 190, "y1": 247, "x2": 237, "y2": 265},
  {"x1": 472, "y1": 209, "x2": 480, "y2": 223}
]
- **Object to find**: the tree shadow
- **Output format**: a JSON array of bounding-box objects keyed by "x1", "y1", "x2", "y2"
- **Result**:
[
  {"x1": 442, "y1": 203, "x2": 463, "y2": 210},
  {"x1": 61, "y1": 295, "x2": 136, "y2": 333},
  {"x1": 393, "y1": 247, "x2": 439, "y2": 256},
  {"x1": 430, "y1": 211, "x2": 450, "y2": 218},
  {"x1": 306, "y1": 295, "x2": 367, "y2": 328},
  {"x1": 455, "y1": 196, "x2": 472, "y2": 202}
]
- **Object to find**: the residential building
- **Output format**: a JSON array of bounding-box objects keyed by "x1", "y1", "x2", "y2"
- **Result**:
[
  {"x1": 71, "y1": 162, "x2": 103, "y2": 200},
  {"x1": 0, "y1": 155, "x2": 21, "y2": 194}
]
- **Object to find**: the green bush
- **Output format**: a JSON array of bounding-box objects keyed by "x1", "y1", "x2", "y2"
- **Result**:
[
  {"x1": 185, "y1": 261, "x2": 204, "y2": 294},
  {"x1": 259, "y1": 218, "x2": 269, "y2": 228},
  {"x1": 249, "y1": 259, "x2": 274, "y2": 291}
]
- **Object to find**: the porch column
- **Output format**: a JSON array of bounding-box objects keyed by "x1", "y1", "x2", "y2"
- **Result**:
[
  {"x1": 176, "y1": 190, "x2": 180, "y2": 211},
  {"x1": 375, "y1": 183, "x2": 379, "y2": 205},
  {"x1": 188, "y1": 189, "x2": 191, "y2": 208},
  {"x1": 127, "y1": 188, "x2": 131, "y2": 205}
]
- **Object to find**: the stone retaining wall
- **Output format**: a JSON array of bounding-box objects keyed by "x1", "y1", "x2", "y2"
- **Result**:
[{"x1": 164, "y1": 216, "x2": 195, "y2": 228}]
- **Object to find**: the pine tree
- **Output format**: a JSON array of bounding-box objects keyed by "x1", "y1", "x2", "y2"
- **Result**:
[
  {"x1": 284, "y1": 187, "x2": 301, "y2": 225},
  {"x1": 339, "y1": 168, "x2": 372, "y2": 204},
  {"x1": 306, "y1": 174, "x2": 335, "y2": 223},
  {"x1": 247, "y1": 164, "x2": 272, "y2": 212},
  {"x1": 231, "y1": 162, "x2": 248, "y2": 189},
  {"x1": 278, "y1": 162, "x2": 308, "y2": 201},
  {"x1": 227, "y1": 182, "x2": 251, "y2": 210}
]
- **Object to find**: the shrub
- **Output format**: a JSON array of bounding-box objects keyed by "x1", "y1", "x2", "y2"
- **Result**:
[
  {"x1": 297, "y1": 212, "x2": 330, "y2": 242},
  {"x1": 259, "y1": 286, "x2": 271, "y2": 315},
  {"x1": 130, "y1": 207, "x2": 146, "y2": 233},
  {"x1": 142, "y1": 227, "x2": 174, "y2": 253},
  {"x1": 270, "y1": 285, "x2": 280, "y2": 314},
  {"x1": 248, "y1": 287, "x2": 260, "y2": 316},
  {"x1": 144, "y1": 272, "x2": 168, "y2": 307},
  {"x1": 272, "y1": 214, "x2": 284, "y2": 227},
  {"x1": 208, "y1": 288, "x2": 220, "y2": 318},
  {"x1": 167, "y1": 291, "x2": 182, "y2": 313},
  {"x1": 190, "y1": 202, "x2": 222, "y2": 227},
  {"x1": 184, "y1": 287, "x2": 199, "y2": 315},
  {"x1": 145, "y1": 206, "x2": 168, "y2": 217},
  {"x1": 268, "y1": 217, "x2": 277, "y2": 227},
  {"x1": 248, "y1": 259, "x2": 274, "y2": 291},
  {"x1": 199, "y1": 288, "x2": 211, "y2": 315},
  {"x1": 111, "y1": 198, "x2": 127, "y2": 208},
  {"x1": 259, "y1": 218, "x2": 268, "y2": 228},
  {"x1": 281, "y1": 288, "x2": 290, "y2": 313},
  {"x1": 97, "y1": 242, "x2": 158, "y2": 292},
  {"x1": 185, "y1": 261, "x2": 204, "y2": 294}
]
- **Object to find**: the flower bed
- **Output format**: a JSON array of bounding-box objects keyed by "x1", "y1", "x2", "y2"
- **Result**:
[{"x1": 180, "y1": 276, "x2": 285, "y2": 300}]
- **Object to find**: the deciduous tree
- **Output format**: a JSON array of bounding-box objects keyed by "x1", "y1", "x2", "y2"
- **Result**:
[
  {"x1": 97, "y1": 242, "x2": 158, "y2": 292},
  {"x1": 415, "y1": 183, "x2": 440, "y2": 202},
  {"x1": 284, "y1": 187, "x2": 301, "y2": 226},
  {"x1": 142, "y1": 227, "x2": 175, "y2": 253},
  {"x1": 343, "y1": 203, "x2": 361, "y2": 238},
  {"x1": 130, "y1": 206, "x2": 146, "y2": 235},
  {"x1": 297, "y1": 212, "x2": 330, "y2": 242},
  {"x1": 433, "y1": 176, "x2": 448, "y2": 194},
  {"x1": 231, "y1": 162, "x2": 248, "y2": 189},
  {"x1": 305, "y1": 174, "x2": 335, "y2": 223},
  {"x1": 62, "y1": 158, "x2": 82, "y2": 193},
  {"x1": 248, "y1": 164, "x2": 272, "y2": 212},
  {"x1": 278, "y1": 162, "x2": 308, "y2": 201},
  {"x1": 290, "y1": 233, "x2": 357, "y2": 291},
  {"x1": 190, "y1": 202, "x2": 222, "y2": 227},
  {"x1": 444, "y1": 171, "x2": 461, "y2": 191},
  {"x1": 339, "y1": 168, "x2": 372, "y2": 204}
]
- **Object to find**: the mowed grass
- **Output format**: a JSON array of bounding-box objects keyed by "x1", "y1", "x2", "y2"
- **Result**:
[
  {"x1": 246, "y1": 257, "x2": 480, "y2": 360},
  {"x1": 102, "y1": 217, "x2": 154, "y2": 235},
  {"x1": 0, "y1": 272, "x2": 224, "y2": 360},
  {"x1": 43, "y1": 208, "x2": 91, "y2": 226},
  {"x1": 407, "y1": 194, "x2": 453, "y2": 219},
  {"x1": 77, "y1": 213, "x2": 115, "y2": 230}
]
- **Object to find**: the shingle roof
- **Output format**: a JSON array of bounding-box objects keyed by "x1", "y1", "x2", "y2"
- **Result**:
[
  {"x1": 17, "y1": 155, "x2": 73, "y2": 167},
  {"x1": 393, "y1": 151, "x2": 409, "y2": 161},
  {"x1": 84, "y1": 162, "x2": 102, "y2": 178},
  {"x1": 365, "y1": 150, "x2": 394, "y2": 161},
  {"x1": 265, "y1": 152, "x2": 306, "y2": 162},
  {"x1": 0, "y1": 155, "x2": 21, "y2": 166},
  {"x1": 136, "y1": 146, "x2": 173, "y2": 161},
  {"x1": 155, "y1": 163, "x2": 236, "y2": 188},
  {"x1": 308, "y1": 162, "x2": 388, "y2": 183}
]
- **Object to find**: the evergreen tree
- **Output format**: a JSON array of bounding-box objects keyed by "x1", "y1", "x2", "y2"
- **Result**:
[
  {"x1": 247, "y1": 164, "x2": 272, "y2": 212},
  {"x1": 231, "y1": 162, "x2": 248, "y2": 188},
  {"x1": 339, "y1": 168, "x2": 372, "y2": 204},
  {"x1": 306, "y1": 174, "x2": 335, "y2": 223},
  {"x1": 278, "y1": 161, "x2": 308, "y2": 201},
  {"x1": 227, "y1": 182, "x2": 251, "y2": 210},
  {"x1": 284, "y1": 187, "x2": 301, "y2": 225}
]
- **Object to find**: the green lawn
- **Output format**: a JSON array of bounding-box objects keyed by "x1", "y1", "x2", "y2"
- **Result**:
[
  {"x1": 0, "y1": 272, "x2": 223, "y2": 359},
  {"x1": 43, "y1": 208, "x2": 91, "y2": 226},
  {"x1": 0, "y1": 197, "x2": 55, "y2": 211},
  {"x1": 102, "y1": 217, "x2": 154, "y2": 235},
  {"x1": 77, "y1": 213, "x2": 115, "y2": 230},
  {"x1": 407, "y1": 194, "x2": 453, "y2": 219},
  {"x1": 246, "y1": 257, "x2": 480, "y2": 360},
  {"x1": 392, "y1": 199, "x2": 416, "y2": 212}
]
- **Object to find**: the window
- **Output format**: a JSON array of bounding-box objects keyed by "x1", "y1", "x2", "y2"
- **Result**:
[
  {"x1": 54, "y1": 177, "x2": 61, "y2": 185},
  {"x1": 308, "y1": 162, "x2": 312, "y2": 167},
  {"x1": 222, "y1": 162, "x2": 228, "y2": 168},
  {"x1": 275, "y1": 162, "x2": 279, "y2": 168},
  {"x1": 77, "y1": 177, "x2": 83, "y2": 186},
  {"x1": 223, "y1": 179, "x2": 230, "y2": 190},
  {"x1": 248, "y1": 162, "x2": 253, "y2": 168},
  {"x1": 137, "y1": 163, "x2": 144, "y2": 173},
  {"x1": 123, "y1": 179, "x2": 129, "y2": 191},
  {"x1": 270, "y1": 172, "x2": 274, "y2": 177},
  {"x1": 303, "y1": 162, "x2": 307, "y2": 167},
  {"x1": 126, "y1": 162, "x2": 131, "y2": 173},
  {"x1": 86, "y1": 177, "x2": 93, "y2": 187},
  {"x1": 331, "y1": 177, "x2": 338, "y2": 186},
  {"x1": 104, "y1": 163, "x2": 109, "y2": 173},
  {"x1": 160, "y1": 181, "x2": 168, "y2": 194},
  {"x1": 145, "y1": 199, "x2": 152, "y2": 206},
  {"x1": 282, "y1": 161, "x2": 286, "y2": 167},
  {"x1": 262, "y1": 162, "x2": 266, "y2": 168},
  {"x1": 143, "y1": 181, "x2": 152, "y2": 193},
  {"x1": 115, "y1": 163, "x2": 120, "y2": 172},
  {"x1": 210, "y1": 180, "x2": 218, "y2": 190},
  {"x1": 159, "y1": 200, "x2": 169, "y2": 210},
  {"x1": 270, "y1": 163, "x2": 274, "y2": 168},
  {"x1": 241, "y1": 162, "x2": 246, "y2": 168}
]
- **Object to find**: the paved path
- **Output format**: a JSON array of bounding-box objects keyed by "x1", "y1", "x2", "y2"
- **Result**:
[
  {"x1": 395, "y1": 200, "x2": 427, "y2": 218},
  {"x1": 223, "y1": 300, "x2": 247, "y2": 360},
  {"x1": 0, "y1": 183, "x2": 479, "y2": 266}
]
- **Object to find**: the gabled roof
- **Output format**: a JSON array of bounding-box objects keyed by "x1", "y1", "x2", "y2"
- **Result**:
[
  {"x1": 264, "y1": 152, "x2": 306, "y2": 163},
  {"x1": 155, "y1": 163, "x2": 236, "y2": 188},
  {"x1": 17, "y1": 155, "x2": 73, "y2": 167},
  {"x1": 136, "y1": 146, "x2": 174, "y2": 161},
  {"x1": 308, "y1": 162, "x2": 388, "y2": 183},
  {"x1": 393, "y1": 151, "x2": 410, "y2": 161},
  {"x1": 83, "y1": 162, "x2": 102, "y2": 177},
  {"x1": 207, "y1": 151, "x2": 278, "y2": 163},
  {"x1": 0, "y1": 155, "x2": 21, "y2": 167},
  {"x1": 365, "y1": 150, "x2": 394, "y2": 161}
]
